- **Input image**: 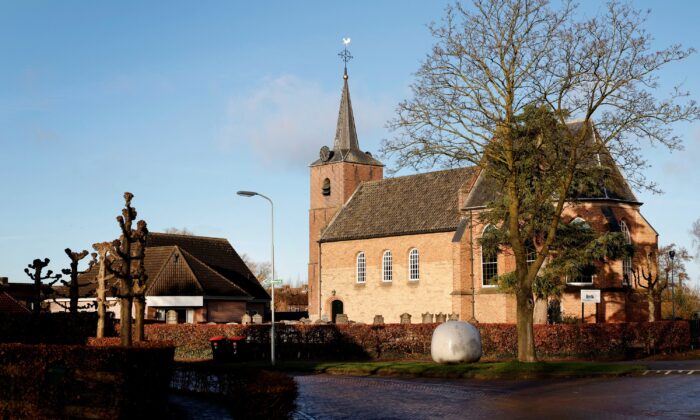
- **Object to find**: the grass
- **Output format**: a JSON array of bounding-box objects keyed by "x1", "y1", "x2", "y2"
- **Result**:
[{"x1": 178, "y1": 359, "x2": 646, "y2": 380}]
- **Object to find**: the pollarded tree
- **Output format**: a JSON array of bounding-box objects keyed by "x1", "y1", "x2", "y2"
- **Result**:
[
  {"x1": 24, "y1": 258, "x2": 62, "y2": 316},
  {"x1": 382, "y1": 0, "x2": 698, "y2": 361},
  {"x1": 93, "y1": 241, "x2": 116, "y2": 338},
  {"x1": 631, "y1": 248, "x2": 666, "y2": 322},
  {"x1": 105, "y1": 192, "x2": 149, "y2": 346},
  {"x1": 54, "y1": 248, "x2": 97, "y2": 315}
]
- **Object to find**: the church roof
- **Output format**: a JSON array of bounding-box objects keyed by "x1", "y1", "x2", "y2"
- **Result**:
[
  {"x1": 321, "y1": 167, "x2": 476, "y2": 242},
  {"x1": 462, "y1": 121, "x2": 639, "y2": 210},
  {"x1": 310, "y1": 73, "x2": 383, "y2": 167}
]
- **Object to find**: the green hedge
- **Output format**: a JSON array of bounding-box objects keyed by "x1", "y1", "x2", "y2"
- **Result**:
[{"x1": 0, "y1": 342, "x2": 174, "y2": 419}]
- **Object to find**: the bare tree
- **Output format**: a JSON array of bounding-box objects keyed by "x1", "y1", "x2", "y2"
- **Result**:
[
  {"x1": 164, "y1": 227, "x2": 195, "y2": 235},
  {"x1": 632, "y1": 249, "x2": 667, "y2": 322},
  {"x1": 241, "y1": 253, "x2": 271, "y2": 284},
  {"x1": 93, "y1": 242, "x2": 116, "y2": 338},
  {"x1": 54, "y1": 248, "x2": 96, "y2": 315},
  {"x1": 105, "y1": 192, "x2": 149, "y2": 346},
  {"x1": 383, "y1": 0, "x2": 698, "y2": 361},
  {"x1": 691, "y1": 219, "x2": 700, "y2": 258},
  {"x1": 24, "y1": 258, "x2": 62, "y2": 316}
]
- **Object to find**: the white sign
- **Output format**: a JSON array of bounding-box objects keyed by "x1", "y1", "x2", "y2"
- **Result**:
[{"x1": 580, "y1": 289, "x2": 601, "y2": 303}]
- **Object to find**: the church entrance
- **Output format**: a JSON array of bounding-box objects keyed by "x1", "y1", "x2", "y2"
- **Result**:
[{"x1": 331, "y1": 300, "x2": 344, "y2": 323}]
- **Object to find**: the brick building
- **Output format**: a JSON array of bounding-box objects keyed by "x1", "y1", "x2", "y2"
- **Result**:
[
  {"x1": 308, "y1": 70, "x2": 657, "y2": 324},
  {"x1": 50, "y1": 233, "x2": 270, "y2": 323}
]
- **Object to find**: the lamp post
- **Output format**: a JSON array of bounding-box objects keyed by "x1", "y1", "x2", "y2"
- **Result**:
[
  {"x1": 669, "y1": 249, "x2": 676, "y2": 320},
  {"x1": 237, "y1": 190, "x2": 276, "y2": 365}
]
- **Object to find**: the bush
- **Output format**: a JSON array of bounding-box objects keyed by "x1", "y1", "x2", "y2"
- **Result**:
[
  {"x1": 139, "y1": 321, "x2": 691, "y2": 361},
  {"x1": 0, "y1": 312, "x2": 111, "y2": 344},
  {"x1": 0, "y1": 342, "x2": 174, "y2": 419}
]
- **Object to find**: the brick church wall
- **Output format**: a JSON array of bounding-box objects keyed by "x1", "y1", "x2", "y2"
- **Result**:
[{"x1": 319, "y1": 231, "x2": 455, "y2": 324}]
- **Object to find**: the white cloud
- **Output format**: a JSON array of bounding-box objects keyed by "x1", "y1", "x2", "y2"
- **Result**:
[{"x1": 219, "y1": 75, "x2": 394, "y2": 168}]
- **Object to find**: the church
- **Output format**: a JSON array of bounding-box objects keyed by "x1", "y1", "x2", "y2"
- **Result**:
[{"x1": 308, "y1": 68, "x2": 658, "y2": 325}]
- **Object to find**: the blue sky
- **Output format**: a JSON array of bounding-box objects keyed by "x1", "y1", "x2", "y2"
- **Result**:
[{"x1": 1, "y1": 1, "x2": 699, "y2": 286}]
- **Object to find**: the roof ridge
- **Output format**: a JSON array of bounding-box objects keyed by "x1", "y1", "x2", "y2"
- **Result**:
[
  {"x1": 179, "y1": 248, "x2": 251, "y2": 297},
  {"x1": 150, "y1": 232, "x2": 229, "y2": 241},
  {"x1": 364, "y1": 166, "x2": 475, "y2": 185}
]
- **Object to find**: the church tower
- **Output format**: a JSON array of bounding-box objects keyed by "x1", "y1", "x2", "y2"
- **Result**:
[{"x1": 307, "y1": 64, "x2": 383, "y2": 320}]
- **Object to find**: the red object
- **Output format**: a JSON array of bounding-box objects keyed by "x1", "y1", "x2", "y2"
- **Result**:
[
  {"x1": 229, "y1": 335, "x2": 246, "y2": 341},
  {"x1": 209, "y1": 335, "x2": 227, "y2": 342}
]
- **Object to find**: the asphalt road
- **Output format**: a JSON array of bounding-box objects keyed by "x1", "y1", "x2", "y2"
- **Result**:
[{"x1": 293, "y1": 371, "x2": 700, "y2": 419}]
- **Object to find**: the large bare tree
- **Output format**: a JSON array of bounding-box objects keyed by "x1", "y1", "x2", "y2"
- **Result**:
[{"x1": 382, "y1": 0, "x2": 698, "y2": 361}]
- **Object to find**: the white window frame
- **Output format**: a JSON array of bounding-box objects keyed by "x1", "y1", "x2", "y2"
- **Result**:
[
  {"x1": 382, "y1": 250, "x2": 393, "y2": 282},
  {"x1": 356, "y1": 251, "x2": 366, "y2": 283},
  {"x1": 408, "y1": 248, "x2": 419, "y2": 281},
  {"x1": 481, "y1": 225, "x2": 498, "y2": 287},
  {"x1": 620, "y1": 220, "x2": 632, "y2": 285}
]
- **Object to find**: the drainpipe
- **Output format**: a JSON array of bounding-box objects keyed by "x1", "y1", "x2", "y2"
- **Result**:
[
  {"x1": 469, "y1": 210, "x2": 476, "y2": 322},
  {"x1": 318, "y1": 240, "x2": 323, "y2": 321}
]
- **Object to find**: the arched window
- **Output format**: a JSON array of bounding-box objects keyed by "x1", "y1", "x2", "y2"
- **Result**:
[
  {"x1": 481, "y1": 225, "x2": 498, "y2": 286},
  {"x1": 620, "y1": 220, "x2": 632, "y2": 284},
  {"x1": 356, "y1": 252, "x2": 366, "y2": 283},
  {"x1": 322, "y1": 178, "x2": 331, "y2": 196},
  {"x1": 525, "y1": 240, "x2": 537, "y2": 266},
  {"x1": 382, "y1": 250, "x2": 393, "y2": 282},
  {"x1": 408, "y1": 249, "x2": 419, "y2": 281}
]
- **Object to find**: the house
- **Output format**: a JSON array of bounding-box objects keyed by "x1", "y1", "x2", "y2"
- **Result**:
[
  {"x1": 49, "y1": 233, "x2": 270, "y2": 323},
  {"x1": 0, "y1": 291, "x2": 31, "y2": 314},
  {"x1": 308, "y1": 70, "x2": 657, "y2": 324},
  {"x1": 0, "y1": 277, "x2": 35, "y2": 312}
]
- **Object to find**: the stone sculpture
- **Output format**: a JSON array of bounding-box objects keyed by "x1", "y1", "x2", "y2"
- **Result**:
[{"x1": 431, "y1": 320, "x2": 482, "y2": 363}]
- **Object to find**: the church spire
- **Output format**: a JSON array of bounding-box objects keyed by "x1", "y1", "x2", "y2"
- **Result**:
[
  {"x1": 334, "y1": 38, "x2": 359, "y2": 152},
  {"x1": 333, "y1": 70, "x2": 360, "y2": 152}
]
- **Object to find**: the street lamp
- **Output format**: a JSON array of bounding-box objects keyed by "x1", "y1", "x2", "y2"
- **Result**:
[
  {"x1": 669, "y1": 249, "x2": 676, "y2": 320},
  {"x1": 237, "y1": 190, "x2": 276, "y2": 365}
]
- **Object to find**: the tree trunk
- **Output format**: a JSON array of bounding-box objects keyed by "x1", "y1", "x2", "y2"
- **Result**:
[
  {"x1": 533, "y1": 298, "x2": 548, "y2": 324},
  {"x1": 120, "y1": 296, "x2": 133, "y2": 346},
  {"x1": 134, "y1": 297, "x2": 145, "y2": 342},
  {"x1": 96, "y1": 271, "x2": 106, "y2": 338},
  {"x1": 516, "y1": 289, "x2": 537, "y2": 362},
  {"x1": 647, "y1": 294, "x2": 656, "y2": 322}
]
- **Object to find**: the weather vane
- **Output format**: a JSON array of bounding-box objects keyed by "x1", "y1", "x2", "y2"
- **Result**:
[{"x1": 338, "y1": 37, "x2": 353, "y2": 79}]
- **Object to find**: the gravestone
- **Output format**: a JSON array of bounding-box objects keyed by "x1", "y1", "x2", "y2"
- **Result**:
[
  {"x1": 448, "y1": 313, "x2": 460, "y2": 321},
  {"x1": 421, "y1": 312, "x2": 434, "y2": 323},
  {"x1": 435, "y1": 313, "x2": 446, "y2": 323},
  {"x1": 431, "y1": 320, "x2": 482, "y2": 363},
  {"x1": 241, "y1": 313, "x2": 252, "y2": 325},
  {"x1": 400, "y1": 313, "x2": 412, "y2": 325},
  {"x1": 252, "y1": 314, "x2": 263, "y2": 325},
  {"x1": 335, "y1": 314, "x2": 349, "y2": 325},
  {"x1": 373, "y1": 315, "x2": 384, "y2": 325},
  {"x1": 166, "y1": 310, "x2": 178, "y2": 325}
]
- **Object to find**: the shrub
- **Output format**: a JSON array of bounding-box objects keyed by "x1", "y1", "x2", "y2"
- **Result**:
[
  {"x1": 0, "y1": 342, "x2": 174, "y2": 419},
  {"x1": 0, "y1": 313, "x2": 112, "y2": 344},
  {"x1": 137, "y1": 320, "x2": 691, "y2": 361}
]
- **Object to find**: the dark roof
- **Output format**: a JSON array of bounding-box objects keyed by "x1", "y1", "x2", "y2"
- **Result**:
[
  {"x1": 75, "y1": 233, "x2": 268, "y2": 301},
  {"x1": 310, "y1": 73, "x2": 383, "y2": 167},
  {"x1": 147, "y1": 233, "x2": 270, "y2": 300},
  {"x1": 462, "y1": 121, "x2": 639, "y2": 210},
  {"x1": 145, "y1": 246, "x2": 250, "y2": 298},
  {"x1": 321, "y1": 167, "x2": 477, "y2": 242},
  {"x1": 0, "y1": 291, "x2": 30, "y2": 314}
]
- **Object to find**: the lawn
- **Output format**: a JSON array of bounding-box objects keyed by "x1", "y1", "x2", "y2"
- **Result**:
[{"x1": 180, "y1": 359, "x2": 646, "y2": 380}]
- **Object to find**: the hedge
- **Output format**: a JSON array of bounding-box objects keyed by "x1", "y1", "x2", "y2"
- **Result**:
[
  {"x1": 0, "y1": 342, "x2": 174, "y2": 419},
  {"x1": 0, "y1": 312, "x2": 112, "y2": 344},
  {"x1": 134, "y1": 321, "x2": 690, "y2": 361}
]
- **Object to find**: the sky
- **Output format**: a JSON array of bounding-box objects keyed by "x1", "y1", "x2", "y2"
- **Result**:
[{"x1": 1, "y1": 0, "x2": 699, "y2": 287}]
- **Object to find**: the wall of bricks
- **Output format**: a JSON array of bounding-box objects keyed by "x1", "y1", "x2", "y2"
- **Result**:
[
  {"x1": 319, "y1": 231, "x2": 455, "y2": 324},
  {"x1": 308, "y1": 161, "x2": 383, "y2": 319}
]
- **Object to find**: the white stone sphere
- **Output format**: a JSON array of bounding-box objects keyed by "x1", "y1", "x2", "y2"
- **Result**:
[{"x1": 431, "y1": 320, "x2": 482, "y2": 363}]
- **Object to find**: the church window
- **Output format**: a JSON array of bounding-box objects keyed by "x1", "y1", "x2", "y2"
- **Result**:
[
  {"x1": 356, "y1": 252, "x2": 366, "y2": 283},
  {"x1": 481, "y1": 225, "x2": 498, "y2": 286},
  {"x1": 322, "y1": 178, "x2": 331, "y2": 196},
  {"x1": 525, "y1": 240, "x2": 537, "y2": 266},
  {"x1": 620, "y1": 220, "x2": 632, "y2": 285},
  {"x1": 382, "y1": 250, "x2": 393, "y2": 282},
  {"x1": 408, "y1": 249, "x2": 419, "y2": 281},
  {"x1": 567, "y1": 265, "x2": 595, "y2": 285}
]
